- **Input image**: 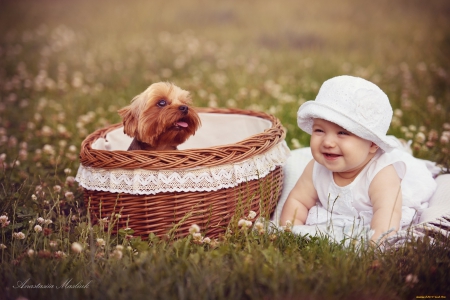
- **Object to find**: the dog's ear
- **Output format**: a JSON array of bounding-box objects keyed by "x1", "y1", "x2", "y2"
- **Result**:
[{"x1": 118, "y1": 104, "x2": 139, "y2": 138}]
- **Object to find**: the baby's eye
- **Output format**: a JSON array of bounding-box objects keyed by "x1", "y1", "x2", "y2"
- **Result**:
[
  {"x1": 157, "y1": 99, "x2": 167, "y2": 107},
  {"x1": 313, "y1": 128, "x2": 324, "y2": 133},
  {"x1": 338, "y1": 131, "x2": 350, "y2": 135}
]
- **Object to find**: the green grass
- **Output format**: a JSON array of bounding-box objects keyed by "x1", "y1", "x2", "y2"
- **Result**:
[{"x1": 1, "y1": 0, "x2": 450, "y2": 299}]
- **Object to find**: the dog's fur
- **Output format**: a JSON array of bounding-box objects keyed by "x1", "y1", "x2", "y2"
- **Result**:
[{"x1": 118, "y1": 82, "x2": 201, "y2": 151}]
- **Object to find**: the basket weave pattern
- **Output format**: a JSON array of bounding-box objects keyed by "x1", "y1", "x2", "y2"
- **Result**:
[{"x1": 79, "y1": 108, "x2": 286, "y2": 238}]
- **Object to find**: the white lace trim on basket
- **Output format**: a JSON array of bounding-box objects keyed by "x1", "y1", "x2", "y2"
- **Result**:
[{"x1": 76, "y1": 141, "x2": 290, "y2": 195}]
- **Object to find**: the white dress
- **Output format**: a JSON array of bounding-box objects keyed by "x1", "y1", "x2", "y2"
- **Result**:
[
  {"x1": 291, "y1": 148, "x2": 437, "y2": 243},
  {"x1": 308, "y1": 149, "x2": 436, "y2": 226}
]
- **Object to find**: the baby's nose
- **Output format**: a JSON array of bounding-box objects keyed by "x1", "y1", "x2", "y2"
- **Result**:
[{"x1": 323, "y1": 135, "x2": 336, "y2": 147}]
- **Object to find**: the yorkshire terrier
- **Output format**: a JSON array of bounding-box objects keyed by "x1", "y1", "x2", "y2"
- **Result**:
[{"x1": 118, "y1": 82, "x2": 201, "y2": 151}]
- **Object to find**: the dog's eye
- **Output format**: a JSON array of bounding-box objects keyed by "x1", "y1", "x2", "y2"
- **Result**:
[{"x1": 157, "y1": 100, "x2": 167, "y2": 107}]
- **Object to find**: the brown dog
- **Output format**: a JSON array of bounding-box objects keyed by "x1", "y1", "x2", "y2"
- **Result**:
[{"x1": 118, "y1": 82, "x2": 201, "y2": 151}]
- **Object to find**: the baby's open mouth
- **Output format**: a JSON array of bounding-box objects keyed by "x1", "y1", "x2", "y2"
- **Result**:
[{"x1": 324, "y1": 153, "x2": 341, "y2": 158}]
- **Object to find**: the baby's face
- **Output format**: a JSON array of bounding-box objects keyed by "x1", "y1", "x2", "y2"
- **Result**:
[{"x1": 310, "y1": 118, "x2": 379, "y2": 175}]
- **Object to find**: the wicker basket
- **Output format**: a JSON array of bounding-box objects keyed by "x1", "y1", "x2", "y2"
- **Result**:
[{"x1": 76, "y1": 108, "x2": 287, "y2": 239}]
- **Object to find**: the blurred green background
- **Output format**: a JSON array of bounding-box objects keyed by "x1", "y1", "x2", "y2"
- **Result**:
[{"x1": 1, "y1": 0, "x2": 449, "y2": 162}]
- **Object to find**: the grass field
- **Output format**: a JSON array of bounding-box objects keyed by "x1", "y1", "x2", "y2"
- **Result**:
[{"x1": 1, "y1": 0, "x2": 450, "y2": 299}]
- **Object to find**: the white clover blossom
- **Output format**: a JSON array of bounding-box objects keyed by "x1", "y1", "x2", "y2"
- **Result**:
[
  {"x1": 96, "y1": 238, "x2": 106, "y2": 247},
  {"x1": 238, "y1": 219, "x2": 252, "y2": 229},
  {"x1": 34, "y1": 225, "x2": 43, "y2": 232},
  {"x1": 44, "y1": 219, "x2": 53, "y2": 225},
  {"x1": 42, "y1": 144, "x2": 55, "y2": 155},
  {"x1": 54, "y1": 251, "x2": 66, "y2": 258},
  {"x1": 255, "y1": 221, "x2": 264, "y2": 230},
  {"x1": 405, "y1": 274, "x2": 419, "y2": 285},
  {"x1": 189, "y1": 224, "x2": 200, "y2": 234},
  {"x1": 65, "y1": 191, "x2": 74, "y2": 200},
  {"x1": 192, "y1": 232, "x2": 203, "y2": 244},
  {"x1": 65, "y1": 176, "x2": 75, "y2": 186},
  {"x1": 37, "y1": 217, "x2": 45, "y2": 224},
  {"x1": 0, "y1": 243, "x2": 6, "y2": 249},
  {"x1": 0, "y1": 215, "x2": 10, "y2": 228},
  {"x1": 284, "y1": 220, "x2": 293, "y2": 232},
  {"x1": 27, "y1": 249, "x2": 35, "y2": 257},
  {"x1": 53, "y1": 185, "x2": 62, "y2": 193},
  {"x1": 415, "y1": 132, "x2": 426, "y2": 144},
  {"x1": 71, "y1": 242, "x2": 83, "y2": 253},
  {"x1": 247, "y1": 210, "x2": 257, "y2": 220},
  {"x1": 13, "y1": 232, "x2": 26, "y2": 239},
  {"x1": 111, "y1": 249, "x2": 123, "y2": 260}
]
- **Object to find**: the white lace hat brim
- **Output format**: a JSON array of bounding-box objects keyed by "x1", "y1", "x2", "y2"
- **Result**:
[{"x1": 297, "y1": 100, "x2": 398, "y2": 152}]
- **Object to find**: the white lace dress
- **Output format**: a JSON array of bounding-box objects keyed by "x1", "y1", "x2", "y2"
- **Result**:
[{"x1": 287, "y1": 148, "x2": 437, "y2": 243}]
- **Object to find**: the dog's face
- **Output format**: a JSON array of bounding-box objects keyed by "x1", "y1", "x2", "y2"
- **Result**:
[{"x1": 118, "y1": 82, "x2": 201, "y2": 150}]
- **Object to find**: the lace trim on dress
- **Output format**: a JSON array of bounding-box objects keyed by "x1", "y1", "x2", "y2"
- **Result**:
[{"x1": 76, "y1": 142, "x2": 290, "y2": 195}]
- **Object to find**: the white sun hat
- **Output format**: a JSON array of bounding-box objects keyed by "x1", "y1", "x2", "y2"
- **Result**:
[{"x1": 297, "y1": 75, "x2": 398, "y2": 152}]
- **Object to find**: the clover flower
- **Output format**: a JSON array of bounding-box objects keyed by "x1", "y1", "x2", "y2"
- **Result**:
[
  {"x1": 0, "y1": 215, "x2": 10, "y2": 228},
  {"x1": 27, "y1": 249, "x2": 35, "y2": 257},
  {"x1": 247, "y1": 210, "x2": 257, "y2": 220},
  {"x1": 34, "y1": 225, "x2": 43, "y2": 233},
  {"x1": 405, "y1": 274, "x2": 419, "y2": 286},
  {"x1": 189, "y1": 224, "x2": 200, "y2": 234},
  {"x1": 71, "y1": 242, "x2": 83, "y2": 253},
  {"x1": 254, "y1": 221, "x2": 265, "y2": 235},
  {"x1": 415, "y1": 132, "x2": 426, "y2": 144},
  {"x1": 13, "y1": 232, "x2": 26, "y2": 239},
  {"x1": 238, "y1": 219, "x2": 252, "y2": 230},
  {"x1": 65, "y1": 191, "x2": 74, "y2": 200},
  {"x1": 37, "y1": 217, "x2": 45, "y2": 224},
  {"x1": 42, "y1": 144, "x2": 55, "y2": 155},
  {"x1": 192, "y1": 232, "x2": 203, "y2": 244},
  {"x1": 96, "y1": 238, "x2": 106, "y2": 247},
  {"x1": 53, "y1": 185, "x2": 62, "y2": 193},
  {"x1": 441, "y1": 132, "x2": 450, "y2": 144},
  {"x1": 284, "y1": 220, "x2": 293, "y2": 232},
  {"x1": 54, "y1": 251, "x2": 66, "y2": 259},
  {"x1": 65, "y1": 176, "x2": 75, "y2": 186},
  {"x1": 111, "y1": 249, "x2": 123, "y2": 260}
]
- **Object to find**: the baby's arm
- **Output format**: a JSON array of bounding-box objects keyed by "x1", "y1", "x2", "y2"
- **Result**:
[
  {"x1": 280, "y1": 159, "x2": 318, "y2": 226},
  {"x1": 368, "y1": 164, "x2": 403, "y2": 244}
]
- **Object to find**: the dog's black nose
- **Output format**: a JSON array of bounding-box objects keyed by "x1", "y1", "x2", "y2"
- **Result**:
[{"x1": 179, "y1": 105, "x2": 188, "y2": 114}]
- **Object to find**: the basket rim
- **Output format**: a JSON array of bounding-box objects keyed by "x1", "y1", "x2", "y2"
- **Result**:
[{"x1": 79, "y1": 107, "x2": 286, "y2": 170}]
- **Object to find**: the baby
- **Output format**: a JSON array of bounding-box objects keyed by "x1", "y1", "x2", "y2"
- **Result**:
[{"x1": 280, "y1": 75, "x2": 437, "y2": 244}]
